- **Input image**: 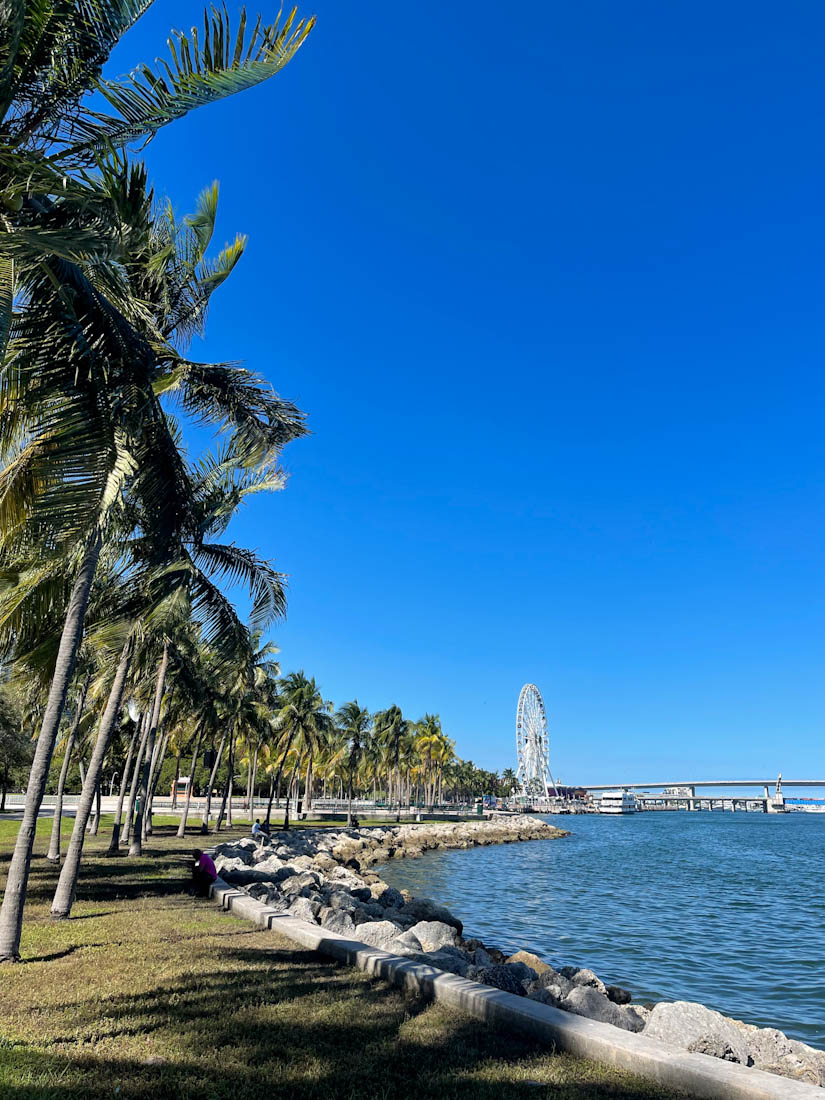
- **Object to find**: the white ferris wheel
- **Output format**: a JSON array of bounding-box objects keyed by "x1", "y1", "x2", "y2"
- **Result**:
[{"x1": 515, "y1": 683, "x2": 557, "y2": 798}]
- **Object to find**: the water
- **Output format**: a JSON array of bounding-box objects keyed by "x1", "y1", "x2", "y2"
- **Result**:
[{"x1": 377, "y1": 811, "x2": 825, "y2": 1047}]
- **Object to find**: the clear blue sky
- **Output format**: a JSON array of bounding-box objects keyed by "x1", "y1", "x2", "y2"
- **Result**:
[{"x1": 114, "y1": 1, "x2": 824, "y2": 782}]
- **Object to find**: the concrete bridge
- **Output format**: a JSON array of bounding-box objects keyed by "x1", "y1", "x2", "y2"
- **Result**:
[{"x1": 578, "y1": 778, "x2": 825, "y2": 813}]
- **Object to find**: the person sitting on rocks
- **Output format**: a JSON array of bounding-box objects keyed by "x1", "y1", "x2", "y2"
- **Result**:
[
  {"x1": 251, "y1": 818, "x2": 265, "y2": 838},
  {"x1": 191, "y1": 849, "x2": 217, "y2": 897}
]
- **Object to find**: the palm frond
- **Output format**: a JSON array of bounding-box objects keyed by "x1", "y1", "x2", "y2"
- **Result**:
[{"x1": 65, "y1": 5, "x2": 314, "y2": 161}]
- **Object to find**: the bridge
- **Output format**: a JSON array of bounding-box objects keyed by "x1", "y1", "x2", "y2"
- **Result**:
[{"x1": 577, "y1": 778, "x2": 825, "y2": 813}]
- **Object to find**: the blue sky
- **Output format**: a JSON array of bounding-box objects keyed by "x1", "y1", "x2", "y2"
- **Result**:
[{"x1": 114, "y1": 2, "x2": 824, "y2": 782}]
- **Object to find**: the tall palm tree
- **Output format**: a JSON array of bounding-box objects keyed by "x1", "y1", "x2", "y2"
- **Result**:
[
  {"x1": 0, "y1": 2, "x2": 314, "y2": 964},
  {"x1": 335, "y1": 701, "x2": 370, "y2": 827},
  {"x1": 269, "y1": 672, "x2": 332, "y2": 830}
]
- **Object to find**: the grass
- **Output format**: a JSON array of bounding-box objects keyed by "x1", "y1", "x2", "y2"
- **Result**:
[{"x1": 0, "y1": 813, "x2": 690, "y2": 1100}]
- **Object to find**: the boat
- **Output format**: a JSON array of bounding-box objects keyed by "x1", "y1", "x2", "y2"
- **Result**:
[{"x1": 598, "y1": 789, "x2": 637, "y2": 815}]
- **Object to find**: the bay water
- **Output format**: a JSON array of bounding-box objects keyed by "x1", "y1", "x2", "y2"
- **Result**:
[{"x1": 377, "y1": 811, "x2": 825, "y2": 1047}]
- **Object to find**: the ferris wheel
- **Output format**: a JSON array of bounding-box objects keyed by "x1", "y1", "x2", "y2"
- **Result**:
[{"x1": 515, "y1": 683, "x2": 557, "y2": 798}]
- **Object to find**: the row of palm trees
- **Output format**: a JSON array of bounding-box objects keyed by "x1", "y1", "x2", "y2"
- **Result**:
[{"x1": 0, "y1": 1, "x2": 316, "y2": 962}]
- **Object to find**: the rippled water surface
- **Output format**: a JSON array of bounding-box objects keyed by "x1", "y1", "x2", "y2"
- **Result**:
[{"x1": 377, "y1": 812, "x2": 825, "y2": 1046}]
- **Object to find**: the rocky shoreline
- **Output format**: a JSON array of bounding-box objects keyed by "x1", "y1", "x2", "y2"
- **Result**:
[{"x1": 213, "y1": 816, "x2": 825, "y2": 1089}]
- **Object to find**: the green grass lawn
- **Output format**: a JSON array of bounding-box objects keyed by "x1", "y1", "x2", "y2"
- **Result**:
[{"x1": 0, "y1": 813, "x2": 690, "y2": 1100}]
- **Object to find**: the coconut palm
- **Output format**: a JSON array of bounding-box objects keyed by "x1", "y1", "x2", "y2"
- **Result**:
[
  {"x1": 268, "y1": 672, "x2": 332, "y2": 830},
  {"x1": 335, "y1": 701, "x2": 370, "y2": 826},
  {"x1": 0, "y1": 3, "x2": 313, "y2": 963}
]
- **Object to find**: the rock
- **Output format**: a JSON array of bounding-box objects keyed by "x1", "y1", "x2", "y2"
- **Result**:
[
  {"x1": 688, "y1": 1034, "x2": 747, "y2": 1063},
  {"x1": 326, "y1": 888, "x2": 358, "y2": 912},
  {"x1": 400, "y1": 897, "x2": 462, "y2": 934},
  {"x1": 562, "y1": 986, "x2": 646, "y2": 1033},
  {"x1": 374, "y1": 885, "x2": 405, "y2": 908},
  {"x1": 527, "y1": 985, "x2": 562, "y2": 1006},
  {"x1": 421, "y1": 947, "x2": 473, "y2": 977},
  {"x1": 280, "y1": 871, "x2": 321, "y2": 897},
  {"x1": 353, "y1": 920, "x2": 405, "y2": 951},
  {"x1": 313, "y1": 853, "x2": 336, "y2": 872},
  {"x1": 606, "y1": 985, "x2": 632, "y2": 1005},
  {"x1": 287, "y1": 896, "x2": 321, "y2": 924},
  {"x1": 506, "y1": 950, "x2": 551, "y2": 975},
  {"x1": 408, "y1": 920, "x2": 458, "y2": 952},
  {"x1": 255, "y1": 855, "x2": 287, "y2": 874},
  {"x1": 473, "y1": 947, "x2": 493, "y2": 968},
  {"x1": 221, "y1": 867, "x2": 281, "y2": 886},
  {"x1": 504, "y1": 960, "x2": 539, "y2": 989},
  {"x1": 736, "y1": 1025, "x2": 825, "y2": 1086},
  {"x1": 644, "y1": 1002, "x2": 750, "y2": 1065},
  {"x1": 213, "y1": 843, "x2": 253, "y2": 865},
  {"x1": 389, "y1": 929, "x2": 424, "y2": 956},
  {"x1": 350, "y1": 887, "x2": 372, "y2": 902},
  {"x1": 560, "y1": 967, "x2": 608, "y2": 995},
  {"x1": 320, "y1": 908, "x2": 357, "y2": 937},
  {"x1": 537, "y1": 968, "x2": 574, "y2": 997},
  {"x1": 475, "y1": 964, "x2": 527, "y2": 996}
]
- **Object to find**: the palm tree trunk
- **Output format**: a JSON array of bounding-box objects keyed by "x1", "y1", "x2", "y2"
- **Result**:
[
  {"x1": 216, "y1": 735, "x2": 236, "y2": 831},
  {"x1": 264, "y1": 728, "x2": 296, "y2": 828},
  {"x1": 226, "y1": 767, "x2": 234, "y2": 827},
  {"x1": 176, "y1": 723, "x2": 205, "y2": 838},
  {"x1": 89, "y1": 779, "x2": 102, "y2": 835},
  {"x1": 304, "y1": 753, "x2": 313, "y2": 817},
  {"x1": 249, "y1": 747, "x2": 259, "y2": 818},
  {"x1": 51, "y1": 637, "x2": 132, "y2": 920},
  {"x1": 283, "y1": 752, "x2": 301, "y2": 831},
  {"x1": 46, "y1": 671, "x2": 92, "y2": 863},
  {"x1": 347, "y1": 765, "x2": 354, "y2": 827},
  {"x1": 0, "y1": 529, "x2": 102, "y2": 962},
  {"x1": 108, "y1": 714, "x2": 140, "y2": 854},
  {"x1": 129, "y1": 642, "x2": 169, "y2": 857},
  {"x1": 200, "y1": 730, "x2": 228, "y2": 834},
  {"x1": 144, "y1": 730, "x2": 169, "y2": 839},
  {"x1": 123, "y1": 712, "x2": 149, "y2": 845},
  {"x1": 171, "y1": 754, "x2": 181, "y2": 810}
]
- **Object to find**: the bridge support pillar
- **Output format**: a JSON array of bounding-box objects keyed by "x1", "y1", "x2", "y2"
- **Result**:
[{"x1": 687, "y1": 786, "x2": 697, "y2": 811}]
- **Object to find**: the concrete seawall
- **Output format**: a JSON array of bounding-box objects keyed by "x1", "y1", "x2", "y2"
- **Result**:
[{"x1": 209, "y1": 875, "x2": 822, "y2": 1100}]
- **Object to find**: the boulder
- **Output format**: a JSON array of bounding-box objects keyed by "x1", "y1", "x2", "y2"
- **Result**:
[
  {"x1": 287, "y1": 896, "x2": 321, "y2": 924},
  {"x1": 506, "y1": 950, "x2": 551, "y2": 976},
  {"x1": 373, "y1": 885, "x2": 405, "y2": 909},
  {"x1": 388, "y1": 929, "x2": 424, "y2": 956},
  {"x1": 527, "y1": 983, "x2": 564, "y2": 1006},
  {"x1": 562, "y1": 986, "x2": 646, "y2": 1033},
  {"x1": 354, "y1": 920, "x2": 405, "y2": 951},
  {"x1": 643, "y1": 1002, "x2": 750, "y2": 1065},
  {"x1": 313, "y1": 853, "x2": 336, "y2": 872},
  {"x1": 408, "y1": 920, "x2": 457, "y2": 952},
  {"x1": 326, "y1": 888, "x2": 358, "y2": 912},
  {"x1": 221, "y1": 867, "x2": 280, "y2": 886},
  {"x1": 736, "y1": 1025, "x2": 825, "y2": 1086},
  {"x1": 606, "y1": 985, "x2": 632, "y2": 1005},
  {"x1": 400, "y1": 897, "x2": 462, "y2": 934},
  {"x1": 320, "y1": 908, "x2": 357, "y2": 937},
  {"x1": 213, "y1": 844, "x2": 253, "y2": 865},
  {"x1": 256, "y1": 855, "x2": 289, "y2": 874},
  {"x1": 280, "y1": 871, "x2": 321, "y2": 897},
  {"x1": 505, "y1": 961, "x2": 539, "y2": 989},
  {"x1": 473, "y1": 947, "x2": 493, "y2": 969},
  {"x1": 421, "y1": 947, "x2": 473, "y2": 977},
  {"x1": 350, "y1": 887, "x2": 372, "y2": 902},
  {"x1": 560, "y1": 967, "x2": 608, "y2": 995},
  {"x1": 475, "y1": 964, "x2": 527, "y2": 997},
  {"x1": 537, "y1": 968, "x2": 574, "y2": 997}
]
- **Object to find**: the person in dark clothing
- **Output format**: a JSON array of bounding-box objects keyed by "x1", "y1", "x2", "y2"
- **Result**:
[{"x1": 191, "y1": 848, "x2": 217, "y2": 897}]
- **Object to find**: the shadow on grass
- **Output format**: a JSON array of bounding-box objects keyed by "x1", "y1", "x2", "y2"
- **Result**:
[{"x1": 1, "y1": 962, "x2": 681, "y2": 1100}]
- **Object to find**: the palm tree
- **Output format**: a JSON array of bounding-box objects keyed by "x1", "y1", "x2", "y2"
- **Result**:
[
  {"x1": 269, "y1": 672, "x2": 332, "y2": 830},
  {"x1": 373, "y1": 705, "x2": 410, "y2": 820},
  {"x1": 335, "y1": 701, "x2": 370, "y2": 826},
  {"x1": 0, "y1": 3, "x2": 314, "y2": 964}
]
